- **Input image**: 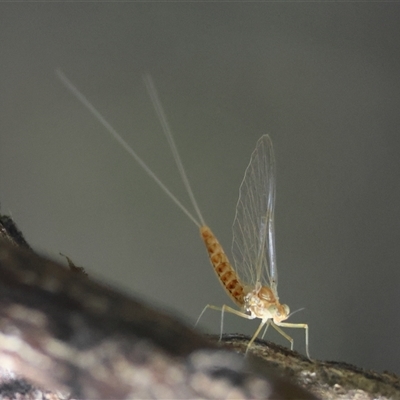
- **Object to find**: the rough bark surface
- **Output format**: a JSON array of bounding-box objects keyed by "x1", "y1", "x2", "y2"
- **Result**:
[{"x1": 0, "y1": 214, "x2": 398, "y2": 399}]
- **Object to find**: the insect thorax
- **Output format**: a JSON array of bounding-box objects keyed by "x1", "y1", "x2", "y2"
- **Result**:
[{"x1": 243, "y1": 285, "x2": 289, "y2": 322}]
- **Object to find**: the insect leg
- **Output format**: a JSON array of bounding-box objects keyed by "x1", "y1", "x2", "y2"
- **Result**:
[
  {"x1": 275, "y1": 321, "x2": 310, "y2": 360},
  {"x1": 195, "y1": 304, "x2": 255, "y2": 343},
  {"x1": 245, "y1": 318, "x2": 269, "y2": 353},
  {"x1": 261, "y1": 319, "x2": 271, "y2": 339},
  {"x1": 269, "y1": 321, "x2": 294, "y2": 350}
]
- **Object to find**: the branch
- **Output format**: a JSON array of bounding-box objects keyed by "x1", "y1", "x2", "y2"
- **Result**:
[{"x1": 0, "y1": 214, "x2": 398, "y2": 399}]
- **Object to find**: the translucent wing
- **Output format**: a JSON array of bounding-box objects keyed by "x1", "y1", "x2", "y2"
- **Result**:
[{"x1": 232, "y1": 135, "x2": 278, "y2": 296}]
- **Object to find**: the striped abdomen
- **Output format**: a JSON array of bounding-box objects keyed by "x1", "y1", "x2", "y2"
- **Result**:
[{"x1": 200, "y1": 226, "x2": 244, "y2": 306}]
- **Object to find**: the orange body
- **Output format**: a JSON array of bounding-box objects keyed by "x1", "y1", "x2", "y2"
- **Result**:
[{"x1": 200, "y1": 226, "x2": 245, "y2": 307}]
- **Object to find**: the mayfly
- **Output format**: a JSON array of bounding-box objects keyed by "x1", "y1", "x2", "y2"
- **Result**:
[{"x1": 56, "y1": 71, "x2": 310, "y2": 358}]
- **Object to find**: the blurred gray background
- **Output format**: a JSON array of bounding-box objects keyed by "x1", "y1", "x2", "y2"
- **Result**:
[{"x1": 1, "y1": 3, "x2": 399, "y2": 375}]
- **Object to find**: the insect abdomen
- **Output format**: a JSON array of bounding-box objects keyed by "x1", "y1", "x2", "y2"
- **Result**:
[{"x1": 200, "y1": 226, "x2": 244, "y2": 306}]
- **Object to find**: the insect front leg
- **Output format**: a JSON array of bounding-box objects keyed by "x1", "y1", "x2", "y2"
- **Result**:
[
  {"x1": 275, "y1": 321, "x2": 310, "y2": 360},
  {"x1": 270, "y1": 321, "x2": 294, "y2": 350}
]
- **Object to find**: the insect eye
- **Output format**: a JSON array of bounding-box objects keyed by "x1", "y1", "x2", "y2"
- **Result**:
[{"x1": 283, "y1": 304, "x2": 290, "y2": 315}]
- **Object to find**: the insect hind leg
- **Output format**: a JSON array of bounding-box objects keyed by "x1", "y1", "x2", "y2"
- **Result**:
[{"x1": 195, "y1": 304, "x2": 254, "y2": 342}]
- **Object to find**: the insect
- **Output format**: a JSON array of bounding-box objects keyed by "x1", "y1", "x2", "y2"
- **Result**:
[{"x1": 56, "y1": 71, "x2": 310, "y2": 358}]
